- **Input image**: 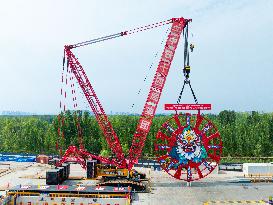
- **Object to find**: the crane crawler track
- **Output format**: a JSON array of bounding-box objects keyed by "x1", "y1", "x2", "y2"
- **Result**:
[{"x1": 98, "y1": 179, "x2": 147, "y2": 192}]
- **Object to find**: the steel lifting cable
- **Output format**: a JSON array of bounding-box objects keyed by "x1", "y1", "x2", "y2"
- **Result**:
[
  {"x1": 126, "y1": 19, "x2": 172, "y2": 35},
  {"x1": 71, "y1": 33, "x2": 123, "y2": 48},
  {"x1": 69, "y1": 19, "x2": 173, "y2": 49},
  {"x1": 176, "y1": 80, "x2": 186, "y2": 104},
  {"x1": 57, "y1": 53, "x2": 69, "y2": 156},
  {"x1": 188, "y1": 81, "x2": 198, "y2": 104},
  {"x1": 66, "y1": 53, "x2": 89, "y2": 149},
  {"x1": 130, "y1": 27, "x2": 171, "y2": 110},
  {"x1": 59, "y1": 54, "x2": 76, "y2": 146},
  {"x1": 68, "y1": 62, "x2": 78, "y2": 109},
  {"x1": 56, "y1": 53, "x2": 65, "y2": 153},
  {"x1": 177, "y1": 23, "x2": 199, "y2": 105},
  {"x1": 183, "y1": 24, "x2": 189, "y2": 73}
]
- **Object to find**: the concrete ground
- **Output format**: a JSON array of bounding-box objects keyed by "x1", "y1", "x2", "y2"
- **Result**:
[
  {"x1": 0, "y1": 162, "x2": 49, "y2": 196},
  {"x1": 133, "y1": 168, "x2": 273, "y2": 205},
  {"x1": 0, "y1": 162, "x2": 272, "y2": 205}
]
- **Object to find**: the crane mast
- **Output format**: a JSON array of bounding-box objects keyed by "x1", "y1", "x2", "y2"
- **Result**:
[
  {"x1": 63, "y1": 17, "x2": 190, "y2": 169},
  {"x1": 128, "y1": 18, "x2": 188, "y2": 168}
]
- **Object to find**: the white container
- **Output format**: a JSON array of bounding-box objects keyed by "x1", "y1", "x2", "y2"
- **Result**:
[{"x1": 243, "y1": 163, "x2": 273, "y2": 175}]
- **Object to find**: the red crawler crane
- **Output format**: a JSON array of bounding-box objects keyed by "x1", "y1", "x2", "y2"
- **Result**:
[
  {"x1": 58, "y1": 17, "x2": 222, "y2": 184},
  {"x1": 58, "y1": 17, "x2": 191, "y2": 170}
]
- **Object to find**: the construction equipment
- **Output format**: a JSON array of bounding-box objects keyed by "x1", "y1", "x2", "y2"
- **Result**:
[
  {"x1": 88, "y1": 162, "x2": 147, "y2": 191},
  {"x1": 55, "y1": 17, "x2": 190, "y2": 189},
  {"x1": 56, "y1": 16, "x2": 222, "y2": 185},
  {"x1": 96, "y1": 164, "x2": 146, "y2": 180},
  {"x1": 57, "y1": 17, "x2": 190, "y2": 168}
]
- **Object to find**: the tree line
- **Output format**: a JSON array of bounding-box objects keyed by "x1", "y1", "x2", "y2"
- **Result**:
[{"x1": 0, "y1": 111, "x2": 272, "y2": 160}]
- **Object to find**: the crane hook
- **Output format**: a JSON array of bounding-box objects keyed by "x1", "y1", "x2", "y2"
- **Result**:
[{"x1": 190, "y1": 43, "x2": 194, "y2": 52}]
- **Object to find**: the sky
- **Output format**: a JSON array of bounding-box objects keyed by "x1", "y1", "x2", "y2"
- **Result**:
[{"x1": 0, "y1": 0, "x2": 272, "y2": 115}]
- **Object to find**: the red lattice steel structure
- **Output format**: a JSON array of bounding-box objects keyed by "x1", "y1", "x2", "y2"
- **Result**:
[
  {"x1": 59, "y1": 17, "x2": 191, "y2": 169},
  {"x1": 64, "y1": 47, "x2": 126, "y2": 167},
  {"x1": 58, "y1": 145, "x2": 114, "y2": 169},
  {"x1": 128, "y1": 18, "x2": 187, "y2": 168}
]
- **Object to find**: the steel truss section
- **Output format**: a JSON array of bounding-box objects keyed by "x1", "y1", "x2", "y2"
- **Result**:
[
  {"x1": 64, "y1": 48, "x2": 126, "y2": 167},
  {"x1": 128, "y1": 18, "x2": 188, "y2": 169}
]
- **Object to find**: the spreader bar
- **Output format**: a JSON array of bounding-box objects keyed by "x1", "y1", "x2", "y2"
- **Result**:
[{"x1": 164, "y1": 104, "x2": 211, "y2": 110}]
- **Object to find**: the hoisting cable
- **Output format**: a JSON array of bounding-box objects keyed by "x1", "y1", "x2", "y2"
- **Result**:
[
  {"x1": 130, "y1": 27, "x2": 171, "y2": 110},
  {"x1": 177, "y1": 22, "x2": 199, "y2": 105},
  {"x1": 62, "y1": 53, "x2": 86, "y2": 150},
  {"x1": 57, "y1": 52, "x2": 69, "y2": 156}
]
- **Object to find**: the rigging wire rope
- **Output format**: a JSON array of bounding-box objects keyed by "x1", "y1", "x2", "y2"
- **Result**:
[
  {"x1": 130, "y1": 27, "x2": 171, "y2": 111},
  {"x1": 177, "y1": 23, "x2": 199, "y2": 105}
]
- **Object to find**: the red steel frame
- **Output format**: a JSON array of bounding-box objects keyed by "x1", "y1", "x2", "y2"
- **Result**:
[
  {"x1": 128, "y1": 18, "x2": 188, "y2": 168},
  {"x1": 61, "y1": 17, "x2": 191, "y2": 169},
  {"x1": 58, "y1": 145, "x2": 114, "y2": 169}
]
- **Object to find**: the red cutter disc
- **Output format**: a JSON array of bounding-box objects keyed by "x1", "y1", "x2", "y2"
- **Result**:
[{"x1": 155, "y1": 113, "x2": 222, "y2": 182}]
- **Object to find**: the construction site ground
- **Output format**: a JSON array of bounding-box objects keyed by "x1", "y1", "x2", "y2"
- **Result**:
[{"x1": 0, "y1": 162, "x2": 272, "y2": 205}]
